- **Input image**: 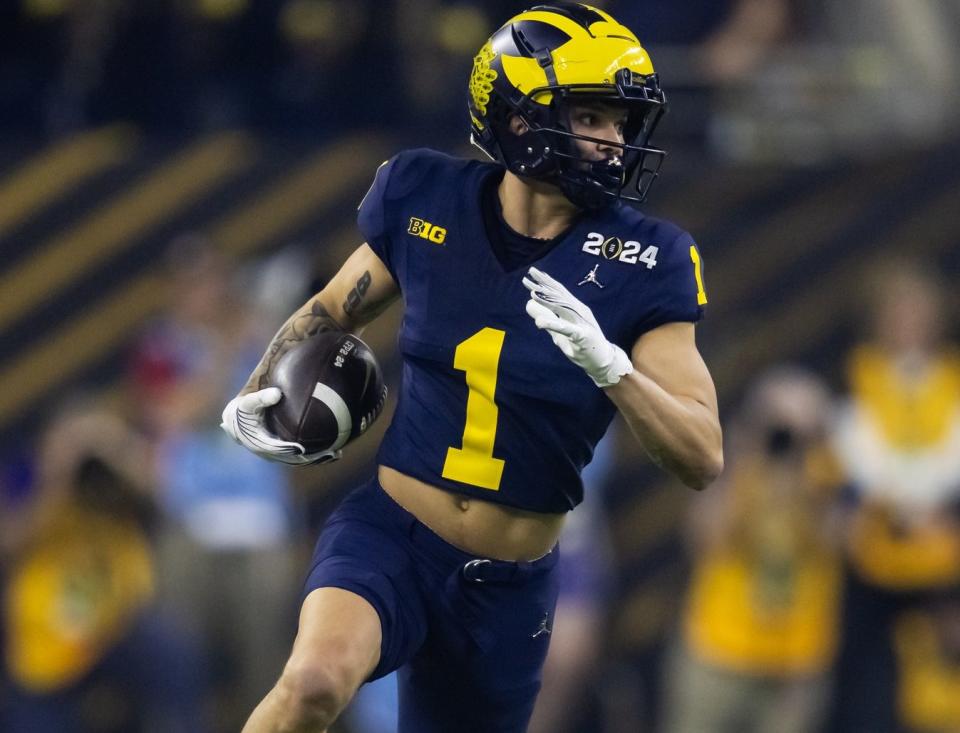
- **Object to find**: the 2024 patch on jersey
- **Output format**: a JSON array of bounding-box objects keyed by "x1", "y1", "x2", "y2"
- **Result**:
[{"x1": 359, "y1": 149, "x2": 706, "y2": 513}]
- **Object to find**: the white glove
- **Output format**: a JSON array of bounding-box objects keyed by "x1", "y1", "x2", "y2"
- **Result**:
[
  {"x1": 220, "y1": 387, "x2": 341, "y2": 466},
  {"x1": 522, "y1": 266, "x2": 634, "y2": 388}
]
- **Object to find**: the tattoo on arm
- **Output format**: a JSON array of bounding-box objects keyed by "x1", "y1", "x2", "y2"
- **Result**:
[
  {"x1": 343, "y1": 271, "x2": 372, "y2": 317},
  {"x1": 252, "y1": 300, "x2": 344, "y2": 389}
]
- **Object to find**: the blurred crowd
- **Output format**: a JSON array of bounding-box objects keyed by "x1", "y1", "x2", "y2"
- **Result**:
[
  {"x1": 2, "y1": 0, "x2": 960, "y2": 157},
  {"x1": 0, "y1": 237, "x2": 306, "y2": 731}
]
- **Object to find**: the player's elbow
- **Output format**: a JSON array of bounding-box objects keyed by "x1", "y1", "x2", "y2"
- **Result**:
[
  {"x1": 672, "y1": 446, "x2": 723, "y2": 492},
  {"x1": 688, "y1": 447, "x2": 724, "y2": 491}
]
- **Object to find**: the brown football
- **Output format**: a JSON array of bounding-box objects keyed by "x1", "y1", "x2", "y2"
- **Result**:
[{"x1": 264, "y1": 331, "x2": 387, "y2": 453}]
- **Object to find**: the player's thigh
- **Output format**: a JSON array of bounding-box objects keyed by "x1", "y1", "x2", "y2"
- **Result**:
[
  {"x1": 398, "y1": 660, "x2": 543, "y2": 733},
  {"x1": 284, "y1": 587, "x2": 382, "y2": 697},
  {"x1": 398, "y1": 562, "x2": 560, "y2": 732}
]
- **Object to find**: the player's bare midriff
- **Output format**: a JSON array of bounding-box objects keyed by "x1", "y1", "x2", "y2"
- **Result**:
[{"x1": 378, "y1": 465, "x2": 565, "y2": 562}]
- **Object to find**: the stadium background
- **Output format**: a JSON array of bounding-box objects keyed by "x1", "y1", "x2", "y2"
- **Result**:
[{"x1": 1, "y1": 1, "x2": 959, "y2": 731}]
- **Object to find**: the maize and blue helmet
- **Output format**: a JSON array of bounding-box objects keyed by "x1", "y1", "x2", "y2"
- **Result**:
[{"x1": 468, "y1": 2, "x2": 667, "y2": 209}]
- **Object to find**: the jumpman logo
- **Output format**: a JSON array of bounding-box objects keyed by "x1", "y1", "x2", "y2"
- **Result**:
[
  {"x1": 531, "y1": 612, "x2": 552, "y2": 638},
  {"x1": 578, "y1": 264, "x2": 604, "y2": 288}
]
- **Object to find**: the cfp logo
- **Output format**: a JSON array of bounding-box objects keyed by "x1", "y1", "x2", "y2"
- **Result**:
[
  {"x1": 408, "y1": 217, "x2": 447, "y2": 244},
  {"x1": 582, "y1": 232, "x2": 659, "y2": 269}
]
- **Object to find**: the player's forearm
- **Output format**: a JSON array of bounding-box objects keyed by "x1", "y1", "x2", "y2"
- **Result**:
[
  {"x1": 604, "y1": 370, "x2": 723, "y2": 490},
  {"x1": 239, "y1": 243, "x2": 400, "y2": 396},
  {"x1": 242, "y1": 292, "x2": 347, "y2": 394}
]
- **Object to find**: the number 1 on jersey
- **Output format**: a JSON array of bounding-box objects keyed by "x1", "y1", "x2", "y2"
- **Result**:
[
  {"x1": 689, "y1": 245, "x2": 708, "y2": 305},
  {"x1": 442, "y1": 327, "x2": 506, "y2": 491}
]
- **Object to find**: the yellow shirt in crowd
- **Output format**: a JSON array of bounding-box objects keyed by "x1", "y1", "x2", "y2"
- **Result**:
[
  {"x1": 4, "y1": 504, "x2": 155, "y2": 693},
  {"x1": 843, "y1": 345, "x2": 960, "y2": 589},
  {"x1": 684, "y1": 452, "x2": 843, "y2": 676}
]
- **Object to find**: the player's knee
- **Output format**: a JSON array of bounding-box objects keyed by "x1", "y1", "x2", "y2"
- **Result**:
[{"x1": 276, "y1": 659, "x2": 357, "y2": 727}]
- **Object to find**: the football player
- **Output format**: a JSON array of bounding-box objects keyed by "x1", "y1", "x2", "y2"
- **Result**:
[{"x1": 221, "y1": 3, "x2": 723, "y2": 731}]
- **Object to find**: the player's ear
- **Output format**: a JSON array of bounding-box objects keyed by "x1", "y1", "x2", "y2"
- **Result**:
[{"x1": 508, "y1": 114, "x2": 529, "y2": 136}]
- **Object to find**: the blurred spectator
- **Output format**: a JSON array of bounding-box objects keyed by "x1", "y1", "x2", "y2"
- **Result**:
[
  {"x1": 893, "y1": 587, "x2": 960, "y2": 733},
  {"x1": 663, "y1": 367, "x2": 843, "y2": 733},
  {"x1": 611, "y1": 0, "x2": 790, "y2": 75},
  {"x1": 606, "y1": 0, "x2": 791, "y2": 146},
  {"x1": 128, "y1": 235, "x2": 302, "y2": 732},
  {"x1": 128, "y1": 234, "x2": 256, "y2": 442},
  {"x1": 830, "y1": 259, "x2": 960, "y2": 733},
  {"x1": 813, "y1": 0, "x2": 960, "y2": 142},
  {"x1": 694, "y1": 0, "x2": 793, "y2": 83},
  {"x1": 701, "y1": 0, "x2": 960, "y2": 161},
  {"x1": 0, "y1": 403, "x2": 207, "y2": 732}
]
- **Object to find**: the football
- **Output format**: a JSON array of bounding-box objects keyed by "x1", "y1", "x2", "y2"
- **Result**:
[{"x1": 264, "y1": 331, "x2": 387, "y2": 454}]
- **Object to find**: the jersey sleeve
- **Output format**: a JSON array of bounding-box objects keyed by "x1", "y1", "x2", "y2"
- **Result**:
[
  {"x1": 628, "y1": 230, "x2": 708, "y2": 341},
  {"x1": 357, "y1": 156, "x2": 399, "y2": 279}
]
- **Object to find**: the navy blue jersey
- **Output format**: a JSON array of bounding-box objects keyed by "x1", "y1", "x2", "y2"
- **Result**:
[{"x1": 359, "y1": 149, "x2": 706, "y2": 513}]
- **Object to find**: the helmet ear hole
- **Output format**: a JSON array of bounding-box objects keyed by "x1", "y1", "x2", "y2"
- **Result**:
[{"x1": 506, "y1": 127, "x2": 558, "y2": 178}]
